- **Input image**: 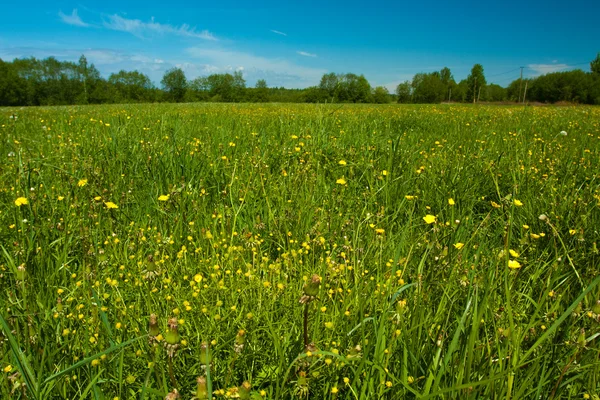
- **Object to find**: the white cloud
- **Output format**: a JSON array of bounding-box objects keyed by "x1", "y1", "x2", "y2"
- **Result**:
[
  {"x1": 103, "y1": 14, "x2": 217, "y2": 40},
  {"x1": 270, "y1": 30, "x2": 287, "y2": 36},
  {"x1": 185, "y1": 47, "x2": 326, "y2": 87},
  {"x1": 528, "y1": 63, "x2": 571, "y2": 75},
  {"x1": 58, "y1": 9, "x2": 89, "y2": 27},
  {"x1": 297, "y1": 51, "x2": 317, "y2": 58}
]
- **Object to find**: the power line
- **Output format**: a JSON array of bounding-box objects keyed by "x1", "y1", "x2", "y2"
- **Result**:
[{"x1": 486, "y1": 67, "x2": 522, "y2": 78}]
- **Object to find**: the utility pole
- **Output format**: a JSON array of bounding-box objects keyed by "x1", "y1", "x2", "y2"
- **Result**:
[
  {"x1": 518, "y1": 66, "x2": 524, "y2": 103},
  {"x1": 473, "y1": 77, "x2": 477, "y2": 104},
  {"x1": 522, "y1": 81, "x2": 528, "y2": 104}
]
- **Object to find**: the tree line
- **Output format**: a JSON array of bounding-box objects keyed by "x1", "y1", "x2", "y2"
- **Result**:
[{"x1": 1, "y1": 53, "x2": 599, "y2": 106}]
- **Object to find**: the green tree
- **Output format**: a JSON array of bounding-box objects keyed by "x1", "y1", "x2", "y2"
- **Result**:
[
  {"x1": 484, "y1": 84, "x2": 507, "y2": 102},
  {"x1": 411, "y1": 72, "x2": 445, "y2": 103},
  {"x1": 372, "y1": 86, "x2": 390, "y2": 103},
  {"x1": 335, "y1": 73, "x2": 372, "y2": 103},
  {"x1": 590, "y1": 52, "x2": 600, "y2": 74},
  {"x1": 161, "y1": 68, "x2": 187, "y2": 102},
  {"x1": 395, "y1": 81, "x2": 412, "y2": 103},
  {"x1": 466, "y1": 64, "x2": 486, "y2": 103},
  {"x1": 254, "y1": 79, "x2": 269, "y2": 102},
  {"x1": 109, "y1": 70, "x2": 154, "y2": 102},
  {"x1": 440, "y1": 67, "x2": 456, "y2": 101},
  {"x1": 319, "y1": 72, "x2": 338, "y2": 101},
  {"x1": 0, "y1": 59, "x2": 27, "y2": 106},
  {"x1": 78, "y1": 55, "x2": 89, "y2": 104},
  {"x1": 232, "y1": 71, "x2": 247, "y2": 101}
]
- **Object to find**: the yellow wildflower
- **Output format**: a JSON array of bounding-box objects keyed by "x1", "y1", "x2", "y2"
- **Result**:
[
  {"x1": 14, "y1": 197, "x2": 28, "y2": 206},
  {"x1": 448, "y1": 198, "x2": 455, "y2": 206},
  {"x1": 508, "y1": 260, "x2": 521, "y2": 269},
  {"x1": 158, "y1": 194, "x2": 170, "y2": 201},
  {"x1": 104, "y1": 202, "x2": 118, "y2": 209},
  {"x1": 336, "y1": 177, "x2": 347, "y2": 185},
  {"x1": 78, "y1": 179, "x2": 87, "y2": 187},
  {"x1": 423, "y1": 215, "x2": 436, "y2": 224},
  {"x1": 453, "y1": 243, "x2": 464, "y2": 250},
  {"x1": 513, "y1": 199, "x2": 523, "y2": 207}
]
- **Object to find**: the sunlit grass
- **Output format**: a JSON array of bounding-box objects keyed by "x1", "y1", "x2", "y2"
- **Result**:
[{"x1": 1, "y1": 103, "x2": 599, "y2": 399}]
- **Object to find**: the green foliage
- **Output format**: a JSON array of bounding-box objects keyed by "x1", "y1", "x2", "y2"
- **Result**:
[
  {"x1": 395, "y1": 81, "x2": 412, "y2": 103},
  {"x1": 1, "y1": 103, "x2": 599, "y2": 398},
  {"x1": 2, "y1": 53, "x2": 600, "y2": 106},
  {"x1": 484, "y1": 84, "x2": 507, "y2": 102},
  {"x1": 466, "y1": 64, "x2": 486, "y2": 103},
  {"x1": 161, "y1": 68, "x2": 188, "y2": 103},
  {"x1": 0, "y1": 59, "x2": 27, "y2": 106},
  {"x1": 109, "y1": 70, "x2": 155, "y2": 103},
  {"x1": 590, "y1": 52, "x2": 600, "y2": 74},
  {"x1": 371, "y1": 86, "x2": 390, "y2": 104},
  {"x1": 411, "y1": 72, "x2": 446, "y2": 103}
]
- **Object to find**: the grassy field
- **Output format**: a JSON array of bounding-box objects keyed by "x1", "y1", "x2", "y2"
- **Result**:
[{"x1": 1, "y1": 103, "x2": 599, "y2": 399}]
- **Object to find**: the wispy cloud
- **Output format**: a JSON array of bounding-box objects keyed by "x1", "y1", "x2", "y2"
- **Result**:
[
  {"x1": 186, "y1": 47, "x2": 326, "y2": 87},
  {"x1": 270, "y1": 29, "x2": 287, "y2": 36},
  {"x1": 527, "y1": 63, "x2": 571, "y2": 75},
  {"x1": 297, "y1": 51, "x2": 317, "y2": 58},
  {"x1": 58, "y1": 9, "x2": 89, "y2": 27},
  {"x1": 103, "y1": 14, "x2": 217, "y2": 40}
]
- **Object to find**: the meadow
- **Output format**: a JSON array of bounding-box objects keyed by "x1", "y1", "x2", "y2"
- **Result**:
[{"x1": 1, "y1": 103, "x2": 599, "y2": 399}]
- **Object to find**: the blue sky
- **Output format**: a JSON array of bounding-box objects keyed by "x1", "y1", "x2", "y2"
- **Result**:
[{"x1": 0, "y1": 0, "x2": 598, "y2": 90}]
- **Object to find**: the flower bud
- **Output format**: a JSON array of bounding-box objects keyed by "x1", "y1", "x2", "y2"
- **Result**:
[
  {"x1": 303, "y1": 274, "x2": 321, "y2": 297},
  {"x1": 592, "y1": 300, "x2": 600, "y2": 315},
  {"x1": 196, "y1": 376, "x2": 208, "y2": 399},
  {"x1": 148, "y1": 314, "x2": 160, "y2": 337},
  {"x1": 16, "y1": 264, "x2": 26, "y2": 281},
  {"x1": 200, "y1": 342, "x2": 212, "y2": 366},
  {"x1": 165, "y1": 317, "x2": 180, "y2": 345},
  {"x1": 239, "y1": 381, "x2": 251, "y2": 400},
  {"x1": 164, "y1": 389, "x2": 180, "y2": 400},
  {"x1": 577, "y1": 328, "x2": 586, "y2": 347}
]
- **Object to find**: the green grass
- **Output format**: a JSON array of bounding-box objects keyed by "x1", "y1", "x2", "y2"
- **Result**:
[{"x1": 1, "y1": 103, "x2": 599, "y2": 399}]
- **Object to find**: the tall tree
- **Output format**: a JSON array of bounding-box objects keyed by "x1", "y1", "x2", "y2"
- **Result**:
[
  {"x1": 254, "y1": 79, "x2": 269, "y2": 102},
  {"x1": 161, "y1": 68, "x2": 187, "y2": 102},
  {"x1": 232, "y1": 71, "x2": 247, "y2": 101},
  {"x1": 440, "y1": 67, "x2": 456, "y2": 101},
  {"x1": 0, "y1": 59, "x2": 27, "y2": 106},
  {"x1": 591, "y1": 52, "x2": 600, "y2": 74},
  {"x1": 466, "y1": 64, "x2": 486, "y2": 103},
  {"x1": 396, "y1": 81, "x2": 412, "y2": 103},
  {"x1": 411, "y1": 72, "x2": 445, "y2": 103},
  {"x1": 109, "y1": 70, "x2": 154, "y2": 102},
  {"x1": 319, "y1": 72, "x2": 338, "y2": 100},
  {"x1": 78, "y1": 55, "x2": 89, "y2": 104},
  {"x1": 372, "y1": 86, "x2": 390, "y2": 103}
]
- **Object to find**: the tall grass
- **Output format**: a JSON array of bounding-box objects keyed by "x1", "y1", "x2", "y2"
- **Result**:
[{"x1": 1, "y1": 103, "x2": 599, "y2": 398}]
